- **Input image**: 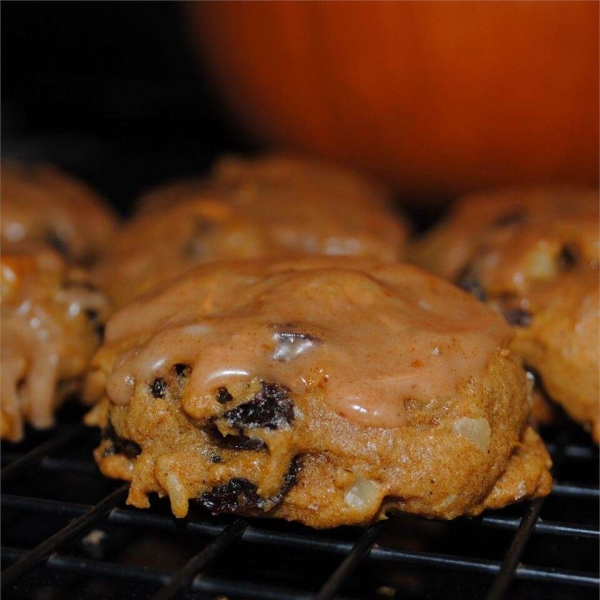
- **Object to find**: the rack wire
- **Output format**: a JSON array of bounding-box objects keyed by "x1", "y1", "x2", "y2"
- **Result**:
[{"x1": 1, "y1": 414, "x2": 598, "y2": 600}]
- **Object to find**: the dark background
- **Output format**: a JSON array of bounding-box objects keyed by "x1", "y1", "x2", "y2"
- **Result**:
[{"x1": 2, "y1": 2, "x2": 253, "y2": 212}]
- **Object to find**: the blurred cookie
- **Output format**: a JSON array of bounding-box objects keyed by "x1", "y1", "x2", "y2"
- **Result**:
[
  {"x1": 1, "y1": 247, "x2": 109, "y2": 441},
  {"x1": 96, "y1": 155, "x2": 408, "y2": 307},
  {"x1": 86, "y1": 258, "x2": 551, "y2": 528},
  {"x1": 1, "y1": 161, "x2": 117, "y2": 264},
  {"x1": 410, "y1": 188, "x2": 599, "y2": 441}
]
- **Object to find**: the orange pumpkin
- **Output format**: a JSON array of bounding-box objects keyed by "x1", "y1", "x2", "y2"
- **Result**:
[{"x1": 185, "y1": 2, "x2": 598, "y2": 202}]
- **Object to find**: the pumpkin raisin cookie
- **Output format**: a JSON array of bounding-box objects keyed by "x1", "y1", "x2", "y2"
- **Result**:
[
  {"x1": 1, "y1": 161, "x2": 117, "y2": 264},
  {"x1": 410, "y1": 188, "x2": 599, "y2": 441},
  {"x1": 85, "y1": 258, "x2": 551, "y2": 528},
  {"x1": 96, "y1": 155, "x2": 408, "y2": 308},
  {"x1": 1, "y1": 246, "x2": 109, "y2": 441}
]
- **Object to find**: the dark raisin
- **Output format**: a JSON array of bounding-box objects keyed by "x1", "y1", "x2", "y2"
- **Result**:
[
  {"x1": 207, "y1": 426, "x2": 265, "y2": 451},
  {"x1": 210, "y1": 455, "x2": 222, "y2": 463},
  {"x1": 195, "y1": 456, "x2": 301, "y2": 516},
  {"x1": 150, "y1": 378, "x2": 167, "y2": 399},
  {"x1": 118, "y1": 440, "x2": 141, "y2": 459},
  {"x1": 198, "y1": 478, "x2": 263, "y2": 513},
  {"x1": 525, "y1": 368, "x2": 556, "y2": 406},
  {"x1": 273, "y1": 455, "x2": 302, "y2": 505},
  {"x1": 222, "y1": 381, "x2": 294, "y2": 430},
  {"x1": 122, "y1": 439, "x2": 142, "y2": 458},
  {"x1": 273, "y1": 329, "x2": 320, "y2": 362},
  {"x1": 490, "y1": 211, "x2": 527, "y2": 228},
  {"x1": 502, "y1": 307, "x2": 533, "y2": 327},
  {"x1": 86, "y1": 309, "x2": 98, "y2": 321},
  {"x1": 102, "y1": 423, "x2": 141, "y2": 458},
  {"x1": 557, "y1": 243, "x2": 579, "y2": 270},
  {"x1": 174, "y1": 363, "x2": 191, "y2": 377},
  {"x1": 85, "y1": 309, "x2": 105, "y2": 339},
  {"x1": 456, "y1": 266, "x2": 488, "y2": 302},
  {"x1": 216, "y1": 387, "x2": 233, "y2": 404},
  {"x1": 102, "y1": 444, "x2": 117, "y2": 458},
  {"x1": 525, "y1": 368, "x2": 541, "y2": 387},
  {"x1": 44, "y1": 230, "x2": 69, "y2": 257}
]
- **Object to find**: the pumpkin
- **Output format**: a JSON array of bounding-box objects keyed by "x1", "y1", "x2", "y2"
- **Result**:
[{"x1": 184, "y1": 2, "x2": 598, "y2": 203}]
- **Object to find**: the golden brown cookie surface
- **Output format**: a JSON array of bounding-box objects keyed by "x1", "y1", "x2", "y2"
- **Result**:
[
  {"x1": 1, "y1": 161, "x2": 117, "y2": 264},
  {"x1": 1, "y1": 246, "x2": 109, "y2": 441},
  {"x1": 410, "y1": 187, "x2": 599, "y2": 440},
  {"x1": 96, "y1": 155, "x2": 408, "y2": 307},
  {"x1": 86, "y1": 258, "x2": 551, "y2": 528}
]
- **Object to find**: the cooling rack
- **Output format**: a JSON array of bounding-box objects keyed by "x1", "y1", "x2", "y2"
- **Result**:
[{"x1": 1, "y1": 408, "x2": 598, "y2": 600}]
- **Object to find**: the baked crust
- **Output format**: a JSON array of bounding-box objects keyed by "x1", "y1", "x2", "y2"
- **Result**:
[
  {"x1": 86, "y1": 258, "x2": 551, "y2": 528},
  {"x1": 1, "y1": 161, "x2": 117, "y2": 264},
  {"x1": 1, "y1": 247, "x2": 109, "y2": 441},
  {"x1": 96, "y1": 155, "x2": 408, "y2": 308},
  {"x1": 410, "y1": 188, "x2": 599, "y2": 441}
]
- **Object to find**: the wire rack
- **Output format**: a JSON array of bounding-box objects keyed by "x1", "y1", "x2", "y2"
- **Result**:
[{"x1": 1, "y1": 407, "x2": 598, "y2": 600}]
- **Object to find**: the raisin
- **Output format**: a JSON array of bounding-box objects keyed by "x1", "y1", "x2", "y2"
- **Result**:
[
  {"x1": 557, "y1": 244, "x2": 578, "y2": 270},
  {"x1": 210, "y1": 455, "x2": 222, "y2": 463},
  {"x1": 222, "y1": 381, "x2": 294, "y2": 430},
  {"x1": 525, "y1": 368, "x2": 553, "y2": 401},
  {"x1": 85, "y1": 309, "x2": 105, "y2": 339},
  {"x1": 456, "y1": 266, "x2": 488, "y2": 302},
  {"x1": 198, "y1": 478, "x2": 263, "y2": 513},
  {"x1": 273, "y1": 329, "x2": 320, "y2": 362},
  {"x1": 150, "y1": 378, "x2": 167, "y2": 398},
  {"x1": 502, "y1": 307, "x2": 533, "y2": 327},
  {"x1": 275, "y1": 455, "x2": 302, "y2": 503},
  {"x1": 102, "y1": 445, "x2": 117, "y2": 458},
  {"x1": 216, "y1": 387, "x2": 233, "y2": 404},
  {"x1": 44, "y1": 230, "x2": 69, "y2": 257},
  {"x1": 195, "y1": 456, "x2": 301, "y2": 516},
  {"x1": 490, "y1": 211, "x2": 527, "y2": 228},
  {"x1": 525, "y1": 368, "x2": 541, "y2": 387},
  {"x1": 174, "y1": 363, "x2": 191, "y2": 377},
  {"x1": 102, "y1": 423, "x2": 141, "y2": 458},
  {"x1": 208, "y1": 427, "x2": 265, "y2": 451}
]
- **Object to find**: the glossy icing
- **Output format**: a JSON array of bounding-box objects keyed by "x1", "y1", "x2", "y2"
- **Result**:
[
  {"x1": 1, "y1": 246, "x2": 108, "y2": 440},
  {"x1": 102, "y1": 259, "x2": 513, "y2": 427}
]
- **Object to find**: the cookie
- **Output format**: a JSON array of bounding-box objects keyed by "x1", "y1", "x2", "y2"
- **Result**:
[
  {"x1": 1, "y1": 161, "x2": 117, "y2": 264},
  {"x1": 96, "y1": 155, "x2": 408, "y2": 307},
  {"x1": 85, "y1": 258, "x2": 551, "y2": 528},
  {"x1": 410, "y1": 187, "x2": 599, "y2": 441},
  {"x1": 1, "y1": 246, "x2": 109, "y2": 441}
]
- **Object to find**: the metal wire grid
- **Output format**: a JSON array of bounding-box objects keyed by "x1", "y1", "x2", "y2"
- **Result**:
[{"x1": 1, "y1": 421, "x2": 598, "y2": 600}]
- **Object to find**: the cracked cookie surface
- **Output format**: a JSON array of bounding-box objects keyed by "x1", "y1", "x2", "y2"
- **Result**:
[{"x1": 86, "y1": 258, "x2": 551, "y2": 527}]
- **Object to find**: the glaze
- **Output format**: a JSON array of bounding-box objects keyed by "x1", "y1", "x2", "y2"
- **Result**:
[
  {"x1": 1, "y1": 247, "x2": 108, "y2": 440},
  {"x1": 103, "y1": 260, "x2": 512, "y2": 427}
]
